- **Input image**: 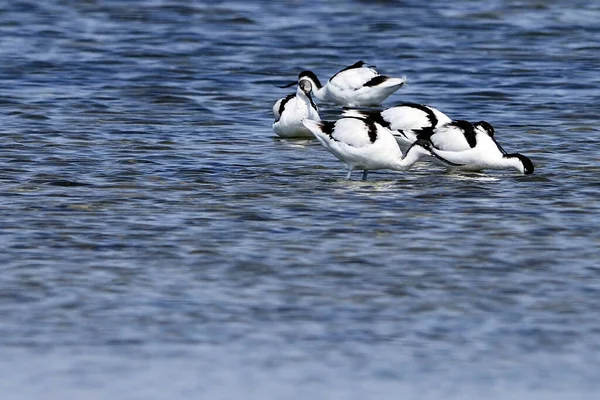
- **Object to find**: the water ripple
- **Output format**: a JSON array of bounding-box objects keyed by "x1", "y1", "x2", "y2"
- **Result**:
[{"x1": 1, "y1": 0, "x2": 599, "y2": 399}]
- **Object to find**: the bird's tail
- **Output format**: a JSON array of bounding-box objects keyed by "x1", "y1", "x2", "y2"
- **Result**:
[
  {"x1": 301, "y1": 119, "x2": 322, "y2": 134},
  {"x1": 385, "y1": 76, "x2": 407, "y2": 89}
]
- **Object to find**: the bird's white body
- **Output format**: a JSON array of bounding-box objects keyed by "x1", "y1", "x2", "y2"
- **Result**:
[
  {"x1": 272, "y1": 80, "x2": 320, "y2": 139},
  {"x1": 302, "y1": 117, "x2": 432, "y2": 180},
  {"x1": 426, "y1": 120, "x2": 535, "y2": 174},
  {"x1": 343, "y1": 103, "x2": 452, "y2": 148},
  {"x1": 298, "y1": 61, "x2": 406, "y2": 107}
]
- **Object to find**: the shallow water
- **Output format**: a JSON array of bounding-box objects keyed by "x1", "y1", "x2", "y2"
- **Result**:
[{"x1": 1, "y1": 0, "x2": 599, "y2": 398}]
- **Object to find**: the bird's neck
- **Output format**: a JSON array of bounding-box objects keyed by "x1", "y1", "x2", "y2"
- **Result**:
[
  {"x1": 297, "y1": 90, "x2": 317, "y2": 111},
  {"x1": 311, "y1": 85, "x2": 325, "y2": 100},
  {"x1": 501, "y1": 154, "x2": 525, "y2": 173},
  {"x1": 392, "y1": 145, "x2": 427, "y2": 171}
]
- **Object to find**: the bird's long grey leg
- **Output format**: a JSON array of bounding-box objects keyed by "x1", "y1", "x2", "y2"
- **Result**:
[
  {"x1": 345, "y1": 166, "x2": 353, "y2": 180},
  {"x1": 362, "y1": 170, "x2": 368, "y2": 180}
]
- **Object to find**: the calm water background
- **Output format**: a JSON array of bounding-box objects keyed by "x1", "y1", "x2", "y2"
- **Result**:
[{"x1": 1, "y1": 0, "x2": 599, "y2": 398}]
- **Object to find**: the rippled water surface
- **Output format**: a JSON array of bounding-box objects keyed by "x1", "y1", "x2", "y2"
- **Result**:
[{"x1": 1, "y1": 1, "x2": 599, "y2": 398}]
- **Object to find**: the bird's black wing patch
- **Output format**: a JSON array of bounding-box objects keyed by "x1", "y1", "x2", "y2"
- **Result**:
[
  {"x1": 327, "y1": 117, "x2": 378, "y2": 144},
  {"x1": 320, "y1": 120, "x2": 337, "y2": 139},
  {"x1": 388, "y1": 102, "x2": 439, "y2": 140},
  {"x1": 363, "y1": 75, "x2": 389, "y2": 88},
  {"x1": 352, "y1": 110, "x2": 391, "y2": 129},
  {"x1": 366, "y1": 120, "x2": 378, "y2": 143},
  {"x1": 329, "y1": 61, "x2": 366, "y2": 81},
  {"x1": 275, "y1": 94, "x2": 295, "y2": 122},
  {"x1": 452, "y1": 120, "x2": 477, "y2": 148}
]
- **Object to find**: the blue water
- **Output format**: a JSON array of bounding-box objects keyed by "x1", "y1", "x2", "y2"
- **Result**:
[{"x1": 1, "y1": 1, "x2": 599, "y2": 398}]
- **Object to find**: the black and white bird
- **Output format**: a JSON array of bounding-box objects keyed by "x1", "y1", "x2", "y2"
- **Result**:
[
  {"x1": 342, "y1": 102, "x2": 452, "y2": 148},
  {"x1": 272, "y1": 78, "x2": 320, "y2": 138},
  {"x1": 423, "y1": 120, "x2": 535, "y2": 175},
  {"x1": 302, "y1": 116, "x2": 434, "y2": 180},
  {"x1": 280, "y1": 61, "x2": 406, "y2": 107}
]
